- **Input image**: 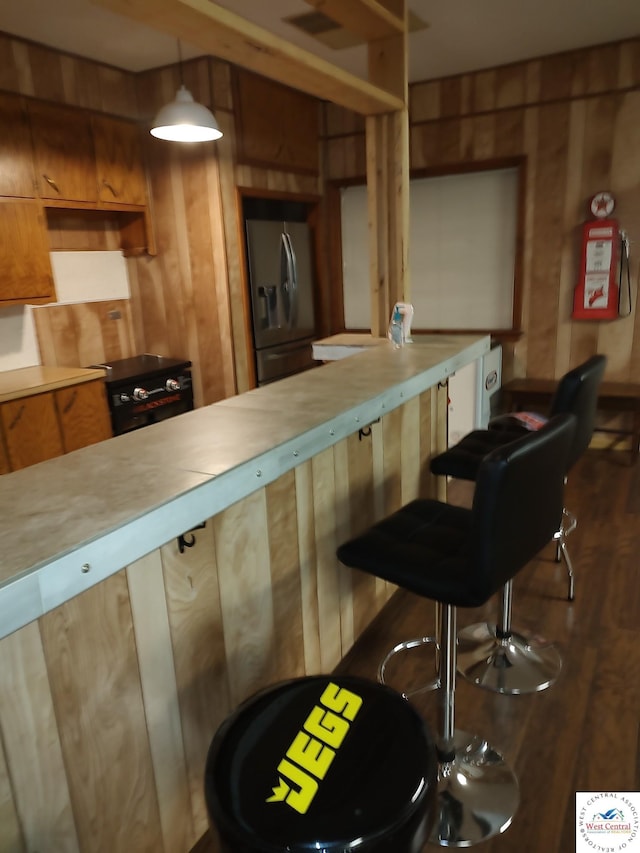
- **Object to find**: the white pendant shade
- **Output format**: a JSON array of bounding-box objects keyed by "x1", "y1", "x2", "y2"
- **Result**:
[{"x1": 150, "y1": 85, "x2": 223, "y2": 142}]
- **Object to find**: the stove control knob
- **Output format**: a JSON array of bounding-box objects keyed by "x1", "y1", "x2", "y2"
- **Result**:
[
  {"x1": 132, "y1": 387, "x2": 149, "y2": 401},
  {"x1": 165, "y1": 378, "x2": 181, "y2": 392},
  {"x1": 119, "y1": 393, "x2": 131, "y2": 403}
]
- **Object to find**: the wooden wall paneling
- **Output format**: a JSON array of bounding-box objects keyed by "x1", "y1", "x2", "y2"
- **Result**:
[
  {"x1": 470, "y1": 112, "x2": 496, "y2": 161},
  {"x1": 539, "y1": 53, "x2": 576, "y2": 103},
  {"x1": 126, "y1": 551, "x2": 194, "y2": 852},
  {"x1": 527, "y1": 102, "x2": 571, "y2": 377},
  {"x1": 599, "y1": 90, "x2": 640, "y2": 379},
  {"x1": 0, "y1": 734, "x2": 25, "y2": 852},
  {"x1": 25, "y1": 41, "x2": 67, "y2": 104},
  {"x1": 333, "y1": 437, "x2": 354, "y2": 655},
  {"x1": 409, "y1": 81, "x2": 441, "y2": 124},
  {"x1": 439, "y1": 77, "x2": 462, "y2": 119},
  {"x1": 295, "y1": 460, "x2": 322, "y2": 674},
  {"x1": 46, "y1": 209, "x2": 123, "y2": 251},
  {"x1": 213, "y1": 490, "x2": 277, "y2": 707},
  {"x1": 382, "y1": 406, "x2": 403, "y2": 516},
  {"x1": 555, "y1": 99, "x2": 588, "y2": 378},
  {"x1": 570, "y1": 94, "x2": 620, "y2": 370},
  {"x1": 311, "y1": 446, "x2": 343, "y2": 672},
  {"x1": 618, "y1": 39, "x2": 640, "y2": 89},
  {"x1": 265, "y1": 471, "x2": 307, "y2": 677},
  {"x1": 33, "y1": 300, "x2": 136, "y2": 367},
  {"x1": 495, "y1": 63, "x2": 527, "y2": 110},
  {"x1": 160, "y1": 521, "x2": 231, "y2": 841},
  {"x1": 217, "y1": 111, "x2": 253, "y2": 394},
  {"x1": 40, "y1": 571, "x2": 163, "y2": 853},
  {"x1": 178, "y1": 143, "x2": 225, "y2": 406},
  {"x1": 0, "y1": 34, "x2": 137, "y2": 115},
  {"x1": 472, "y1": 69, "x2": 497, "y2": 113},
  {"x1": 345, "y1": 429, "x2": 377, "y2": 642},
  {"x1": 400, "y1": 395, "x2": 421, "y2": 505},
  {"x1": 0, "y1": 622, "x2": 79, "y2": 852},
  {"x1": 370, "y1": 415, "x2": 395, "y2": 602},
  {"x1": 494, "y1": 108, "x2": 525, "y2": 158},
  {"x1": 201, "y1": 114, "x2": 237, "y2": 402},
  {"x1": 366, "y1": 114, "x2": 390, "y2": 335},
  {"x1": 586, "y1": 43, "x2": 622, "y2": 95},
  {"x1": 418, "y1": 389, "x2": 435, "y2": 499}
]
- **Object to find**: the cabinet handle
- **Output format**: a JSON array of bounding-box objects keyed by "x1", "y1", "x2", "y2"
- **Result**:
[
  {"x1": 8, "y1": 405, "x2": 25, "y2": 431},
  {"x1": 43, "y1": 174, "x2": 60, "y2": 194},
  {"x1": 102, "y1": 180, "x2": 119, "y2": 198},
  {"x1": 62, "y1": 390, "x2": 77, "y2": 415}
]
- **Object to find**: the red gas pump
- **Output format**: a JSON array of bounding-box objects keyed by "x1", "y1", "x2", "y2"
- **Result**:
[{"x1": 572, "y1": 192, "x2": 631, "y2": 320}]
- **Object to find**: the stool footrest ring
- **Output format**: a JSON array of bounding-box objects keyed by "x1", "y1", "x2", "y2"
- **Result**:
[{"x1": 378, "y1": 636, "x2": 440, "y2": 698}]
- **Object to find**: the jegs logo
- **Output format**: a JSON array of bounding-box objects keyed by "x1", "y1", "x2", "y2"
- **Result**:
[{"x1": 266, "y1": 682, "x2": 363, "y2": 815}]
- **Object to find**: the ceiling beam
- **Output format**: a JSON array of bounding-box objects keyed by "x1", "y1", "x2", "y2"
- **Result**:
[
  {"x1": 301, "y1": 0, "x2": 405, "y2": 41},
  {"x1": 89, "y1": 0, "x2": 404, "y2": 115}
]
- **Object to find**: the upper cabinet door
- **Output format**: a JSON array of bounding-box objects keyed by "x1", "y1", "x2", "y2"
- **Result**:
[
  {"x1": 235, "y1": 70, "x2": 320, "y2": 175},
  {"x1": 0, "y1": 200, "x2": 55, "y2": 304},
  {"x1": 29, "y1": 101, "x2": 98, "y2": 202},
  {"x1": 92, "y1": 115, "x2": 148, "y2": 206},
  {"x1": 0, "y1": 93, "x2": 36, "y2": 198}
]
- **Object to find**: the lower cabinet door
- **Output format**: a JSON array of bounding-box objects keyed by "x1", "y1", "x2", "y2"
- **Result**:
[
  {"x1": 55, "y1": 380, "x2": 113, "y2": 452},
  {"x1": 1, "y1": 392, "x2": 64, "y2": 470}
]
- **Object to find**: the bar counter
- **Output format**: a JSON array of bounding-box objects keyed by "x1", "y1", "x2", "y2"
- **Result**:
[{"x1": 0, "y1": 334, "x2": 488, "y2": 853}]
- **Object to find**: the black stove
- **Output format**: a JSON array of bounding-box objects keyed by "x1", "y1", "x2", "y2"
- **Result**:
[{"x1": 92, "y1": 353, "x2": 193, "y2": 436}]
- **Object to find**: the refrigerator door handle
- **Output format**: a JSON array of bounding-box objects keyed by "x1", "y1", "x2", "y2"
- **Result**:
[{"x1": 281, "y1": 231, "x2": 298, "y2": 327}]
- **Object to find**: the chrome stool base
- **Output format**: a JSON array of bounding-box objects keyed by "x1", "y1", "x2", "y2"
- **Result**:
[
  {"x1": 457, "y1": 621, "x2": 562, "y2": 694},
  {"x1": 431, "y1": 729, "x2": 519, "y2": 847},
  {"x1": 378, "y1": 635, "x2": 440, "y2": 698}
]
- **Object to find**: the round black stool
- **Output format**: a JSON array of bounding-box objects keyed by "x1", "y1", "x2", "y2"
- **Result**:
[{"x1": 205, "y1": 675, "x2": 438, "y2": 852}]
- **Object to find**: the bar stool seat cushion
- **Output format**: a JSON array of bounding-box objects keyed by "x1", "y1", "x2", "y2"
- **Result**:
[
  {"x1": 205, "y1": 675, "x2": 438, "y2": 853},
  {"x1": 428, "y1": 427, "x2": 525, "y2": 481}
]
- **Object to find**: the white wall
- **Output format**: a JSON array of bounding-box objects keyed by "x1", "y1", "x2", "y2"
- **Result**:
[
  {"x1": 0, "y1": 251, "x2": 130, "y2": 372},
  {"x1": 341, "y1": 167, "x2": 518, "y2": 331}
]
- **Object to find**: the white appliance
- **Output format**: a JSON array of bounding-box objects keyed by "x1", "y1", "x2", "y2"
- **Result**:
[{"x1": 448, "y1": 343, "x2": 502, "y2": 444}]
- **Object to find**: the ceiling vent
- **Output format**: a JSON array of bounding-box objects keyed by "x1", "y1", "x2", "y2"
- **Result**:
[{"x1": 285, "y1": 10, "x2": 428, "y2": 50}]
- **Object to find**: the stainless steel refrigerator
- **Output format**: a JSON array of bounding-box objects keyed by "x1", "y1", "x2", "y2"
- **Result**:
[{"x1": 245, "y1": 217, "x2": 317, "y2": 385}]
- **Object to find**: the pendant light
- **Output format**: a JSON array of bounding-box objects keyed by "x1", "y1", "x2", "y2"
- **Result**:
[{"x1": 151, "y1": 41, "x2": 223, "y2": 143}]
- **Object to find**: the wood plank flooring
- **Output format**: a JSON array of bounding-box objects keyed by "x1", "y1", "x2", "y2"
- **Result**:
[{"x1": 192, "y1": 449, "x2": 640, "y2": 853}]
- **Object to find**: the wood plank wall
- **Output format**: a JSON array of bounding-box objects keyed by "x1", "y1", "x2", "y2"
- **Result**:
[
  {"x1": 0, "y1": 33, "x2": 322, "y2": 405},
  {"x1": 323, "y1": 37, "x2": 640, "y2": 385},
  {"x1": 0, "y1": 389, "x2": 440, "y2": 853}
]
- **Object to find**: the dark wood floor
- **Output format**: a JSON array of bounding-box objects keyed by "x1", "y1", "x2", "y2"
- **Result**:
[{"x1": 194, "y1": 448, "x2": 640, "y2": 853}]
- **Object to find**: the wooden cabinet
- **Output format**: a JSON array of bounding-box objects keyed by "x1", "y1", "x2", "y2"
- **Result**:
[
  {"x1": 235, "y1": 70, "x2": 320, "y2": 174},
  {"x1": 92, "y1": 115, "x2": 147, "y2": 206},
  {"x1": 0, "y1": 93, "x2": 36, "y2": 198},
  {"x1": 0, "y1": 379, "x2": 112, "y2": 473},
  {"x1": 55, "y1": 380, "x2": 112, "y2": 453},
  {"x1": 29, "y1": 101, "x2": 98, "y2": 203},
  {"x1": 0, "y1": 199, "x2": 55, "y2": 305},
  {"x1": 1, "y1": 392, "x2": 64, "y2": 471},
  {"x1": 0, "y1": 429, "x2": 9, "y2": 475}
]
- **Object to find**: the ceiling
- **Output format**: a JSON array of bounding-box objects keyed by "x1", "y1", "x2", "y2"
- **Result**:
[{"x1": 1, "y1": 0, "x2": 640, "y2": 84}]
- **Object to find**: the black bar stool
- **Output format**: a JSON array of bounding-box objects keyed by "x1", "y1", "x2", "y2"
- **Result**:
[
  {"x1": 205, "y1": 674, "x2": 438, "y2": 852},
  {"x1": 430, "y1": 354, "x2": 605, "y2": 695},
  {"x1": 336, "y1": 414, "x2": 575, "y2": 847}
]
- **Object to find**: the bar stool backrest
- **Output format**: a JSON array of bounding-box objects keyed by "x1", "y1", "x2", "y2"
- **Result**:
[
  {"x1": 470, "y1": 413, "x2": 576, "y2": 599},
  {"x1": 549, "y1": 354, "x2": 607, "y2": 470}
]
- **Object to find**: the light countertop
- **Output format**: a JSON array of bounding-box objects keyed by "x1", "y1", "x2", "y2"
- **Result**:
[
  {"x1": 0, "y1": 335, "x2": 489, "y2": 638},
  {"x1": 0, "y1": 365, "x2": 106, "y2": 403}
]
